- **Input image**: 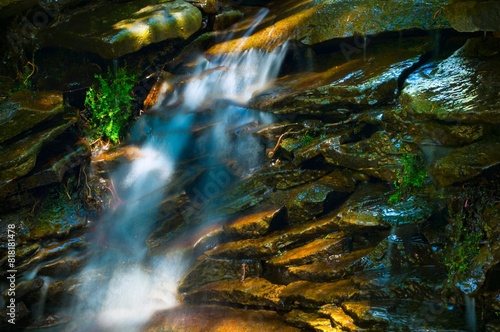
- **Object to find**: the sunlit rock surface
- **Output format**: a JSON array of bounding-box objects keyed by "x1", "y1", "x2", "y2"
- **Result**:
[
  {"x1": 39, "y1": 0, "x2": 203, "y2": 58},
  {"x1": 446, "y1": 0, "x2": 500, "y2": 32},
  {"x1": 208, "y1": 0, "x2": 449, "y2": 53},
  {"x1": 400, "y1": 38, "x2": 500, "y2": 124},
  {"x1": 144, "y1": 305, "x2": 301, "y2": 332},
  {"x1": 250, "y1": 38, "x2": 431, "y2": 114}
]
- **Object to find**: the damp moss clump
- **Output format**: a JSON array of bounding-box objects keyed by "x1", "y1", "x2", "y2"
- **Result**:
[{"x1": 389, "y1": 153, "x2": 427, "y2": 204}]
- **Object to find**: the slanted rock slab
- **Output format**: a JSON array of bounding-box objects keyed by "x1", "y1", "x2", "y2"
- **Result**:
[{"x1": 40, "y1": 0, "x2": 203, "y2": 58}]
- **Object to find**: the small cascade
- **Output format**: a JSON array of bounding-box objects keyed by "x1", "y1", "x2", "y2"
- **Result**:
[
  {"x1": 363, "y1": 35, "x2": 368, "y2": 61},
  {"x1": 387, "y1": 225, "x2": 399, "y2": 266},
  {"x1": 465, "y1": 295, "x2": 477, "y2": 332},
  {"x1": 70, "y1": 10, "x2": 290, "y2": 332}
]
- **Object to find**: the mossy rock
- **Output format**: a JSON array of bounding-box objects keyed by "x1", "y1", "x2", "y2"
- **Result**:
[{"x1": 40, "y1": 0, "x2": 202, "y2": 58}]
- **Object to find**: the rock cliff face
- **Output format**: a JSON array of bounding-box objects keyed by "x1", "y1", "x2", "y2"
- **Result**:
[{"x1": 1, "y1": 0, "x2": 500, "y2": 331}]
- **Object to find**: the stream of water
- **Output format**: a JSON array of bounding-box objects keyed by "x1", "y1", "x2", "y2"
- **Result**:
[{"x1": 71, "y1": 10, "x2": 289, "y2": 331}]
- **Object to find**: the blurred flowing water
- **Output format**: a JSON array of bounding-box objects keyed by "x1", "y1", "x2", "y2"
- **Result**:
[{"x1": 71, "y1": 9, "x2": 289, "y2": 331}]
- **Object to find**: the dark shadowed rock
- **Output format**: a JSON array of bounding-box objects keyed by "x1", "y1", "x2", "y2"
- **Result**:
[
  {"x1": 431, "y1": 139, "x2": 500, "y2": 187},
  {"x1": 179, "y1": 255, "x2": 262, "y2": 293},
  {"x1": 0, "y1": 91, "x2": 64, "y2": 144},
  {"x1": 445, "y1": 0, "x2": 500, "y2": 32}
]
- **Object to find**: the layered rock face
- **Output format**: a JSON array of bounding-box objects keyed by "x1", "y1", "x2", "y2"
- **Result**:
[{"x1": 1, "y1": 0, "x2": 500, "y2": 331}]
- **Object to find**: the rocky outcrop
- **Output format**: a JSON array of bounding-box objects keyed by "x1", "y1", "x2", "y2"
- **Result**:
[
  {"x1": 208, "y1": 0, "x2": 449, "y2": 53},
  {"x1": 250, "y1": 38, "x2": 431, "y2": 114},
  {"x1": 400, "y1": 38, "x2": 500, "y2": 125},
  {"x1": 39, "y1": 0, "x2": 203, "y2": 59},
  {"x1": 446, "y1": 0, "x2": 500, "y2": 32}
]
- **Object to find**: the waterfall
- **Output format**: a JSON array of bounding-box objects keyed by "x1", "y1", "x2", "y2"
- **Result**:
[
  {"x1": 71, "y1": 10, "x2": 289, "y2": 331},
  {"x1": 465, "y1": 295, "x2": 477, "y2": 332}
]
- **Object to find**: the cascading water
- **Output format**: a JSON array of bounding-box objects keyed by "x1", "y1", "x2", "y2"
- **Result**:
[{"x1": 70, "y1": 9, "x2": 289, "y2": 331}]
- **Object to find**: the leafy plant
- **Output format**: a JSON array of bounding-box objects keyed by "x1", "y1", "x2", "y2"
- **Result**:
[
  {"x1": 389, "y1": 153, "x2": 427, "y2": 204},
  {"x1": 84, "y1": 67, "x2": 137, "y2": 143}
]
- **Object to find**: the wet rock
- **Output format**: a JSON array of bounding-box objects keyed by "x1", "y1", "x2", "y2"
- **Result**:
[
  {"x1": 400, "y1": 42, "x2": 500, "y2": 125},
  {"x1": 281, "y1": 170, "x2": 355, "y2": 224},
  {"x1": 280, "y1": 279, "x2": 361, "y2": 308},
  {"x1": 446, "y1": 1, "x2": 500, "y2": 32},
  {"x1": 285, "y1": 248, "x2": 374, "y2": 283},
  {"x1": 336, "y1": 183, "x2": 434, "y2": 227},
  {"x1": 223, "y1": 207, "x2": 286, "y2": 239},
  {"x1": 208, "y1": 0, "x2": 449, "y2": 53},
  {"x1": 17, "y1": 236, "x2": 87, "y2": 275},
  {"x1": 144, "y1": 305, "x2": 301, "y2": 332},
  {"x1": 0, "y1": 91, "x2": 64, "y2": 144},
  {"x1": 286, "y1": 237, "x2": 442, "y2": 283},
  {"x1": 0, "y1": 301, "x2": 30, "y2": 326},
  {"x1": 341, "y1": 300, "x2": 466, "y2": 330},
  {"x1": 431, "y1": 139, "x2": 500, "y2": 187},
  {"x1": 2, "y1": 277, "x2": 44, "y2": 300},
  {"x1": 294, "y1": 131, "x2": 422, "y2": 182},
  {"x1": 38, "y1": 252, "x2": 89, "y2": 277},
  {"x1": 0, "y1": 109, "x2": 77, "y2": 183},
  {"x1": 487, "y1": 320, "x2": 500, "y2": 332},
  {"x1": 179, "y1": 255, "x2": 262, "y2": 293},
  {"x1": 319, "y1": 304, "x2": 360, "y2": 331},
  {"x1": 0, "y1": 141, "x2": 90, "y2": 199},
  {"x1": 251, "y1": 38, "x2": 430, "y2": 114},
  {"x1": 40, "y1": 0, "x2": 203, "y2": 59},
  {"x1": 284, "y1": 309, "x2": 333, "y2": 331},
  {"x1": 386, "y1": 108, "x2": 486, "y2": 147},
  {"x1": 206, "y1": 212, "x2": 344, "y2": 259},
  {"x1": 183, "y1": 277, "x2": 285, "y2": 307},
  {"x1": 267, "y1": 232, "x2": 346, "y2": 268},
  {"x1": 186, "y1": 0, "x2": 218, "y2": 14},
  {"x1": 213, "y1": 9, "x2": 244, "y2": 30},
  {"x1": 252, "y1": 165, "x2": 332, "y2": 191}
]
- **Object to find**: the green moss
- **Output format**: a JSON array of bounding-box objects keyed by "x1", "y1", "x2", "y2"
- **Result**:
[
  {"x1": 84, "y1": 66, "x2": 137, "y2": 143},
  {"x1": 444, "y1": 184, "x2": 495, "y2": 286},
  {"x1": 300, "y1": 131, "x2": 314, "y2": 147},
  {"x1": 389, "y1": 153, "x2": 427, "y2": 204}
]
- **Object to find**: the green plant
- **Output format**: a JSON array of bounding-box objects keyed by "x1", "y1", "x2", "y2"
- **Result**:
[
  {"x1": 300, "y1": 131, "x2": 314, "y2": 146},
  {"x1": 389, "y1": 153, "x2": 427, "y2": 204},
  {"x1": 84, "y1": 66, "x2": 137, "y2": 143}
]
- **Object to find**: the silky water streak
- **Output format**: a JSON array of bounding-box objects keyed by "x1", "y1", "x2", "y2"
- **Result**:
[{"x1": 71, "y1": 11, "x2": 289, "y2": 332}]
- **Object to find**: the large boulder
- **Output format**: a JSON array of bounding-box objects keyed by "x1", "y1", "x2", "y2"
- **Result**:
[
  {"x1": 400, "y1": 38, "x2": 500, "y2": 125},
  {"x1": 39, "y1": 0, "x2": 203, "y2": 58}
]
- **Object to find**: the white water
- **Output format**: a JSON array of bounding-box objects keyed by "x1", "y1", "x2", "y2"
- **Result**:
[{"x1": 72, "y1": 10, "x2": 289, "y2": 331}]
